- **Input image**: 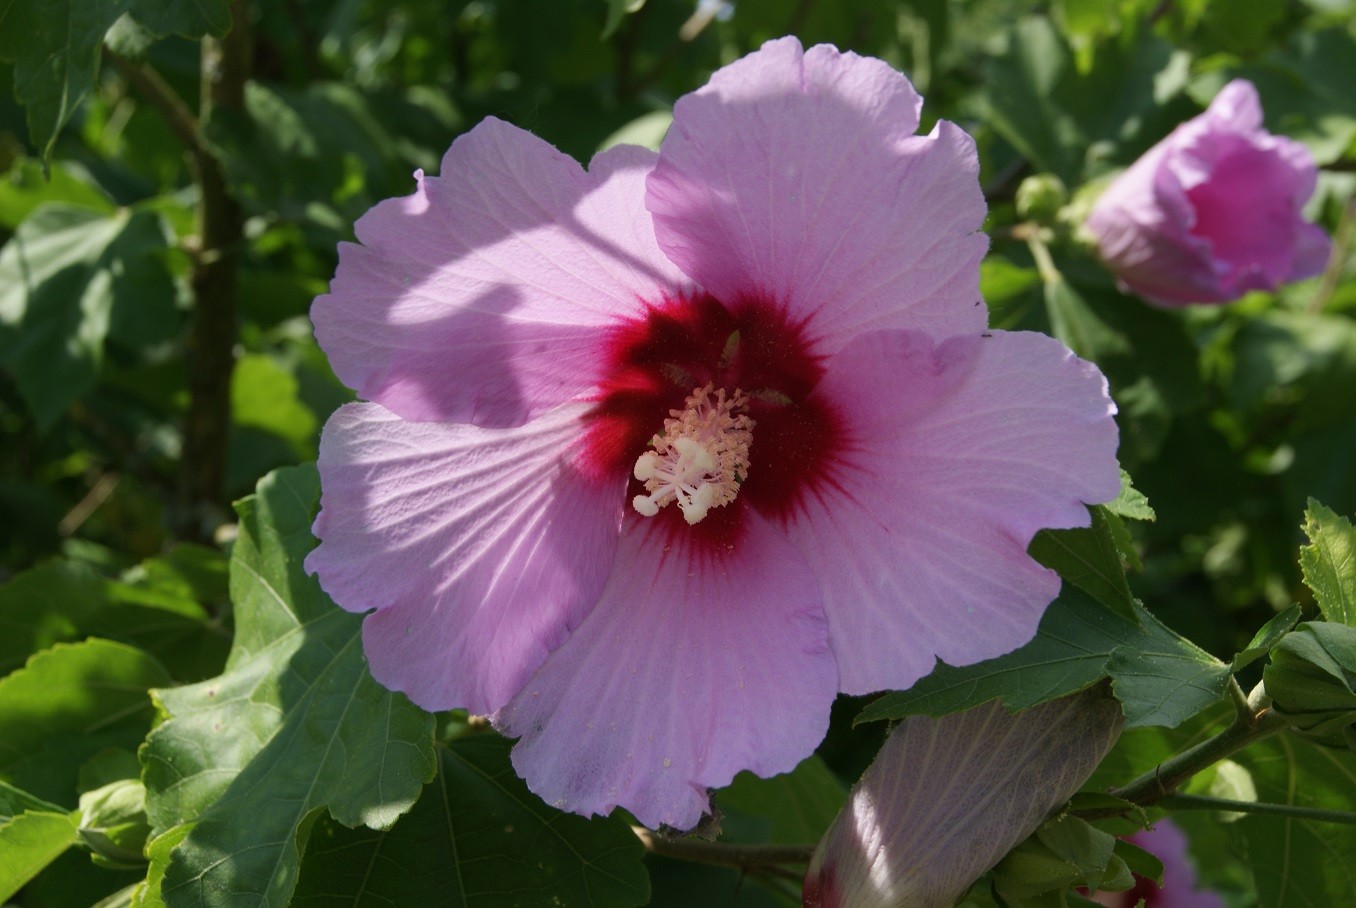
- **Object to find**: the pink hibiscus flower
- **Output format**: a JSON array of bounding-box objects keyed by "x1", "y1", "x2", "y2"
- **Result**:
[
  {"x1": 306, "y1": 37, "x2": 1121, "y2": 830},
  {"x1": 1086, "y1": 80, "x2": 1330, "y2": 306}
]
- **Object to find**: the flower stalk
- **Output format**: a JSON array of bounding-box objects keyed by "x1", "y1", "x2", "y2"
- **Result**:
[{"x1": 1104, "y1": 681, "x2": 1286, "y2": 810}]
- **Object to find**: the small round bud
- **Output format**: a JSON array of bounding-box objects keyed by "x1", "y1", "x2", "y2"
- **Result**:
[{"x1": 1016, "y1": 173, "x2": 1069, "y2": 224}]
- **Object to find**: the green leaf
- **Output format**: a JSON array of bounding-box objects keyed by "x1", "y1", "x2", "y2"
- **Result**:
[
  {"x1": 1104, "y1": 469, "x2": 1155, "y2": 522},
  {"x1": 142, "y1": 465, "x2": 437, "y2": 907},
  {"x1": 1030, "y1": 506, "x2": 1137, "y2": 620},
  {"x1": 598, "y1": 110, "x2": 673, "y2": 153},
  {"x1": 0, "y1": 558, "x2": 228, "y2": 682},
  {"x1": 0, "y1": 203, "x2": 179, "y2": 427},
  {"x1": 992, "y1": 816, "x2": 1131, "y2": 902},
  {"x1": 1228, "y1": 313, "x2": 1356, "y2": 434},
  {"x1": 984, "y1": 18, "x2": 1082, "y2": 180},
  {"x1": 1234, "y1": 734, "x2": 1356, "y2": 905},
  {"x1": 717, "y1": 755, "x2": 846, "y2": 846},
  {"x1": 0, "y1": 639, "x2": 171, "y2": 806},
  {"x1": 0, "y1": 781, "x2": 67, "y2": 819},
  {"x1": 1103, "y1": 626, "x2": 1231, "y2": 730},
  {"x1": 0, "y1": 0, "x2": 229, "y2": 161},
  {"x1": 1226, "y1": 28, "x2": 1356, "y2": 165},
  {"x1": 119, "y1": 2, "x2": 231, "y2": 39},
  {"x1": 0, "y1": 810, "x2": 81, "y2": 902},
  {"x1": 1111, "y1": 837, "x2": 1163, "y2": 887},
  {"x1": 1043, "y1": 275, "x2": 1130, "y2": 363},
  {"x1": 1034, "y1": 816, "x2": 1118, "y2": 892},
  {"x1": 1100, "y1": 510, "x2": 1143, "y2": 573},
  {"x1": 0, "y1": 562, "x2": 106, "y2": 675},
  {"x1": 1300, "y1": 500, "x2": 1356, "y2": 626},
  {"x1": 131, "y1": 824, "x2": 189, "y2": 908},
  {"x1": 78, "y1": 779, "x2": 151, "y2": 867},
  {"x1": 1232, "y1": 605, "x2": 1303, "y2": 671},
  {"x1": 0, "y1": 158, "x2": 115, "y2": 229},
  {"x1": 294, "y1": 736, "x2": 650, "y2": 907},
  {"x1": 231, "y1": 353, "x2": 318, "y2": 458},
  {"x1": 856, "y1": 588, "x2": 1229, "y2": 729},
  {"x1": 1206, "y1": 759, "x2": 1257, "y2": 822}
]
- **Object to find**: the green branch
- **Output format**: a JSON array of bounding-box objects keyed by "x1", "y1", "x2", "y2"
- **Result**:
[
  {"x1": 1109, "y1": 686, "x2": 1287, "y2": 809},
  {"x1": 180, "y1": 0, "x2": 251, "y2": 538},
  {"x1": 1157, "y1": 794, "x2": 1356, "y2": 825}
]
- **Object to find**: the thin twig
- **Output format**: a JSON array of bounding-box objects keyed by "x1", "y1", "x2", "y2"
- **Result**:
[
  {"x1": 1158, "y1": 794, "x2": 1356, "y2": 825},
  {"x1": 58, "y1": 473, "x2": 120, "y2": 536},
  {"x1": 105, "y1": 54, "x2": 208, "y2": 158}
]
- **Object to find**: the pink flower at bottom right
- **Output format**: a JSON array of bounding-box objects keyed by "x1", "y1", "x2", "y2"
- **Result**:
[{"x1": 1089, "y1": 819, "x2": 1224, "y2": 908}]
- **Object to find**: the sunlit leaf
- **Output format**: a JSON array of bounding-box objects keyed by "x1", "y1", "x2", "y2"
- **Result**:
[
  {"x1": 0, "y1": 809, "x2": 81, "y2": 902},
  {"x1": 1105, "y1": 469, "x2": 1155, "y2": 522},
  {"x1": 0, "y1": 203, "x2": 179, "y2": 427},
  {"x1": 0, "y1": 639, "x2": 170, "y2": 807},
  {"x1": 1300, "y1": 500, "x2": 1356, "y2": 626},
  {"x1": 0, "y1": 0, "x2": 229, "y2": 160},
  {"x1": 142, "y1": 465, "x2": 437, "y2": 907},
  {"x1": 1232, "y1": 604, "x2": 1303, "y2": 670},
  {"x1": 0, "y1": 558, "x2": 228, "y2": 682},
  {"x1": 857, "y1": 588, "x2": 1230, "y2": 729}
]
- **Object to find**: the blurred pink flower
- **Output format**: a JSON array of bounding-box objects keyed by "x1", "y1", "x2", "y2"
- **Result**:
[
  {"x1": 1086, "y1": 80, "x2": 1330, "y2": 306},
  {"x1": 804, "y1": 692, "x2": 1124, "y2": 908},
  {"x1": 306, "y1": 37, "x2": 1120, "y2": 829},
  {"x1": 1089, "y1": 819, "x2": 1225, "y2": 908}
]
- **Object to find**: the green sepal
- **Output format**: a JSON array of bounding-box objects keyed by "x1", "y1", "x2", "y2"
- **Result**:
[{"x1": 1264, "y1": 621, "x2": 1356, "y2": 748}]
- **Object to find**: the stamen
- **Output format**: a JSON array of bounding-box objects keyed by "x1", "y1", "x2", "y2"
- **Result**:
[{"x1": 631, "y1": 384, "x2": 754, "y2": 525}]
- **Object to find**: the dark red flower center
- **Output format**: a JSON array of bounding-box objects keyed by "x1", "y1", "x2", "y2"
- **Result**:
[{"x1": 581, "y1": 292, "x2": 842, "y2": 541}]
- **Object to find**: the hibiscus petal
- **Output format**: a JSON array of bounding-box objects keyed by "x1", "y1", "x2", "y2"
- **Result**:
[
  {"x1": 313, "y1": 123, "x2": 687, "y2": 427},
  {"x1": 806, "y1": 691, "x2": 1124, "y2": 908},
  {"x1": 1290, "y1": 221, "x2": 1333, "y2": 282},
  {"x1": 781, "y1": 329, "x2": 1120, "y2": 694},
  {"x1": 647, "y1": 37, "x2": 987, "y2": 353},
  {"x1": 496, "y1": 512, "x2": 836, "y2": 830},
  {"x1": 305, "y1": 402, "x2": 626, "y2": 715}
]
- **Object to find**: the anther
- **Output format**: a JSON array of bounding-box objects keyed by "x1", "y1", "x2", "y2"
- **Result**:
[{"x1": 630, "y1": 384, "x2": 754, "y2": 525}]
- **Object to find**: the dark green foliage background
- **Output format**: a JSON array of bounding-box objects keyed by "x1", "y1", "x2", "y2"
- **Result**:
[{"x1": 1, "y1": 1, "x2": 1355, "y2": 905}]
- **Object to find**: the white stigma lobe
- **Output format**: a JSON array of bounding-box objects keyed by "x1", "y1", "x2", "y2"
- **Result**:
[{"x1": 631, "y1": 384, "x2": 754, "y2": 525}]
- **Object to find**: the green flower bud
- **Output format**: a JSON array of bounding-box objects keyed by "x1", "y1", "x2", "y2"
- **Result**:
[
  {"x1": 1263, "y1": 621, "x2": 1356, "y2": 749},
  {"x1": 77, "y1": 778, "x2": 151, "y2": 868},
  {"x1": 993, "y1": 816, "x2": 1133, "y2": 901},
  {"x1": 1016, "y1": 174, "x2": 1069, "y2": 224},
  {"x1": 804, "y1": 690, "x2": 1123, "y2": 907}
]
